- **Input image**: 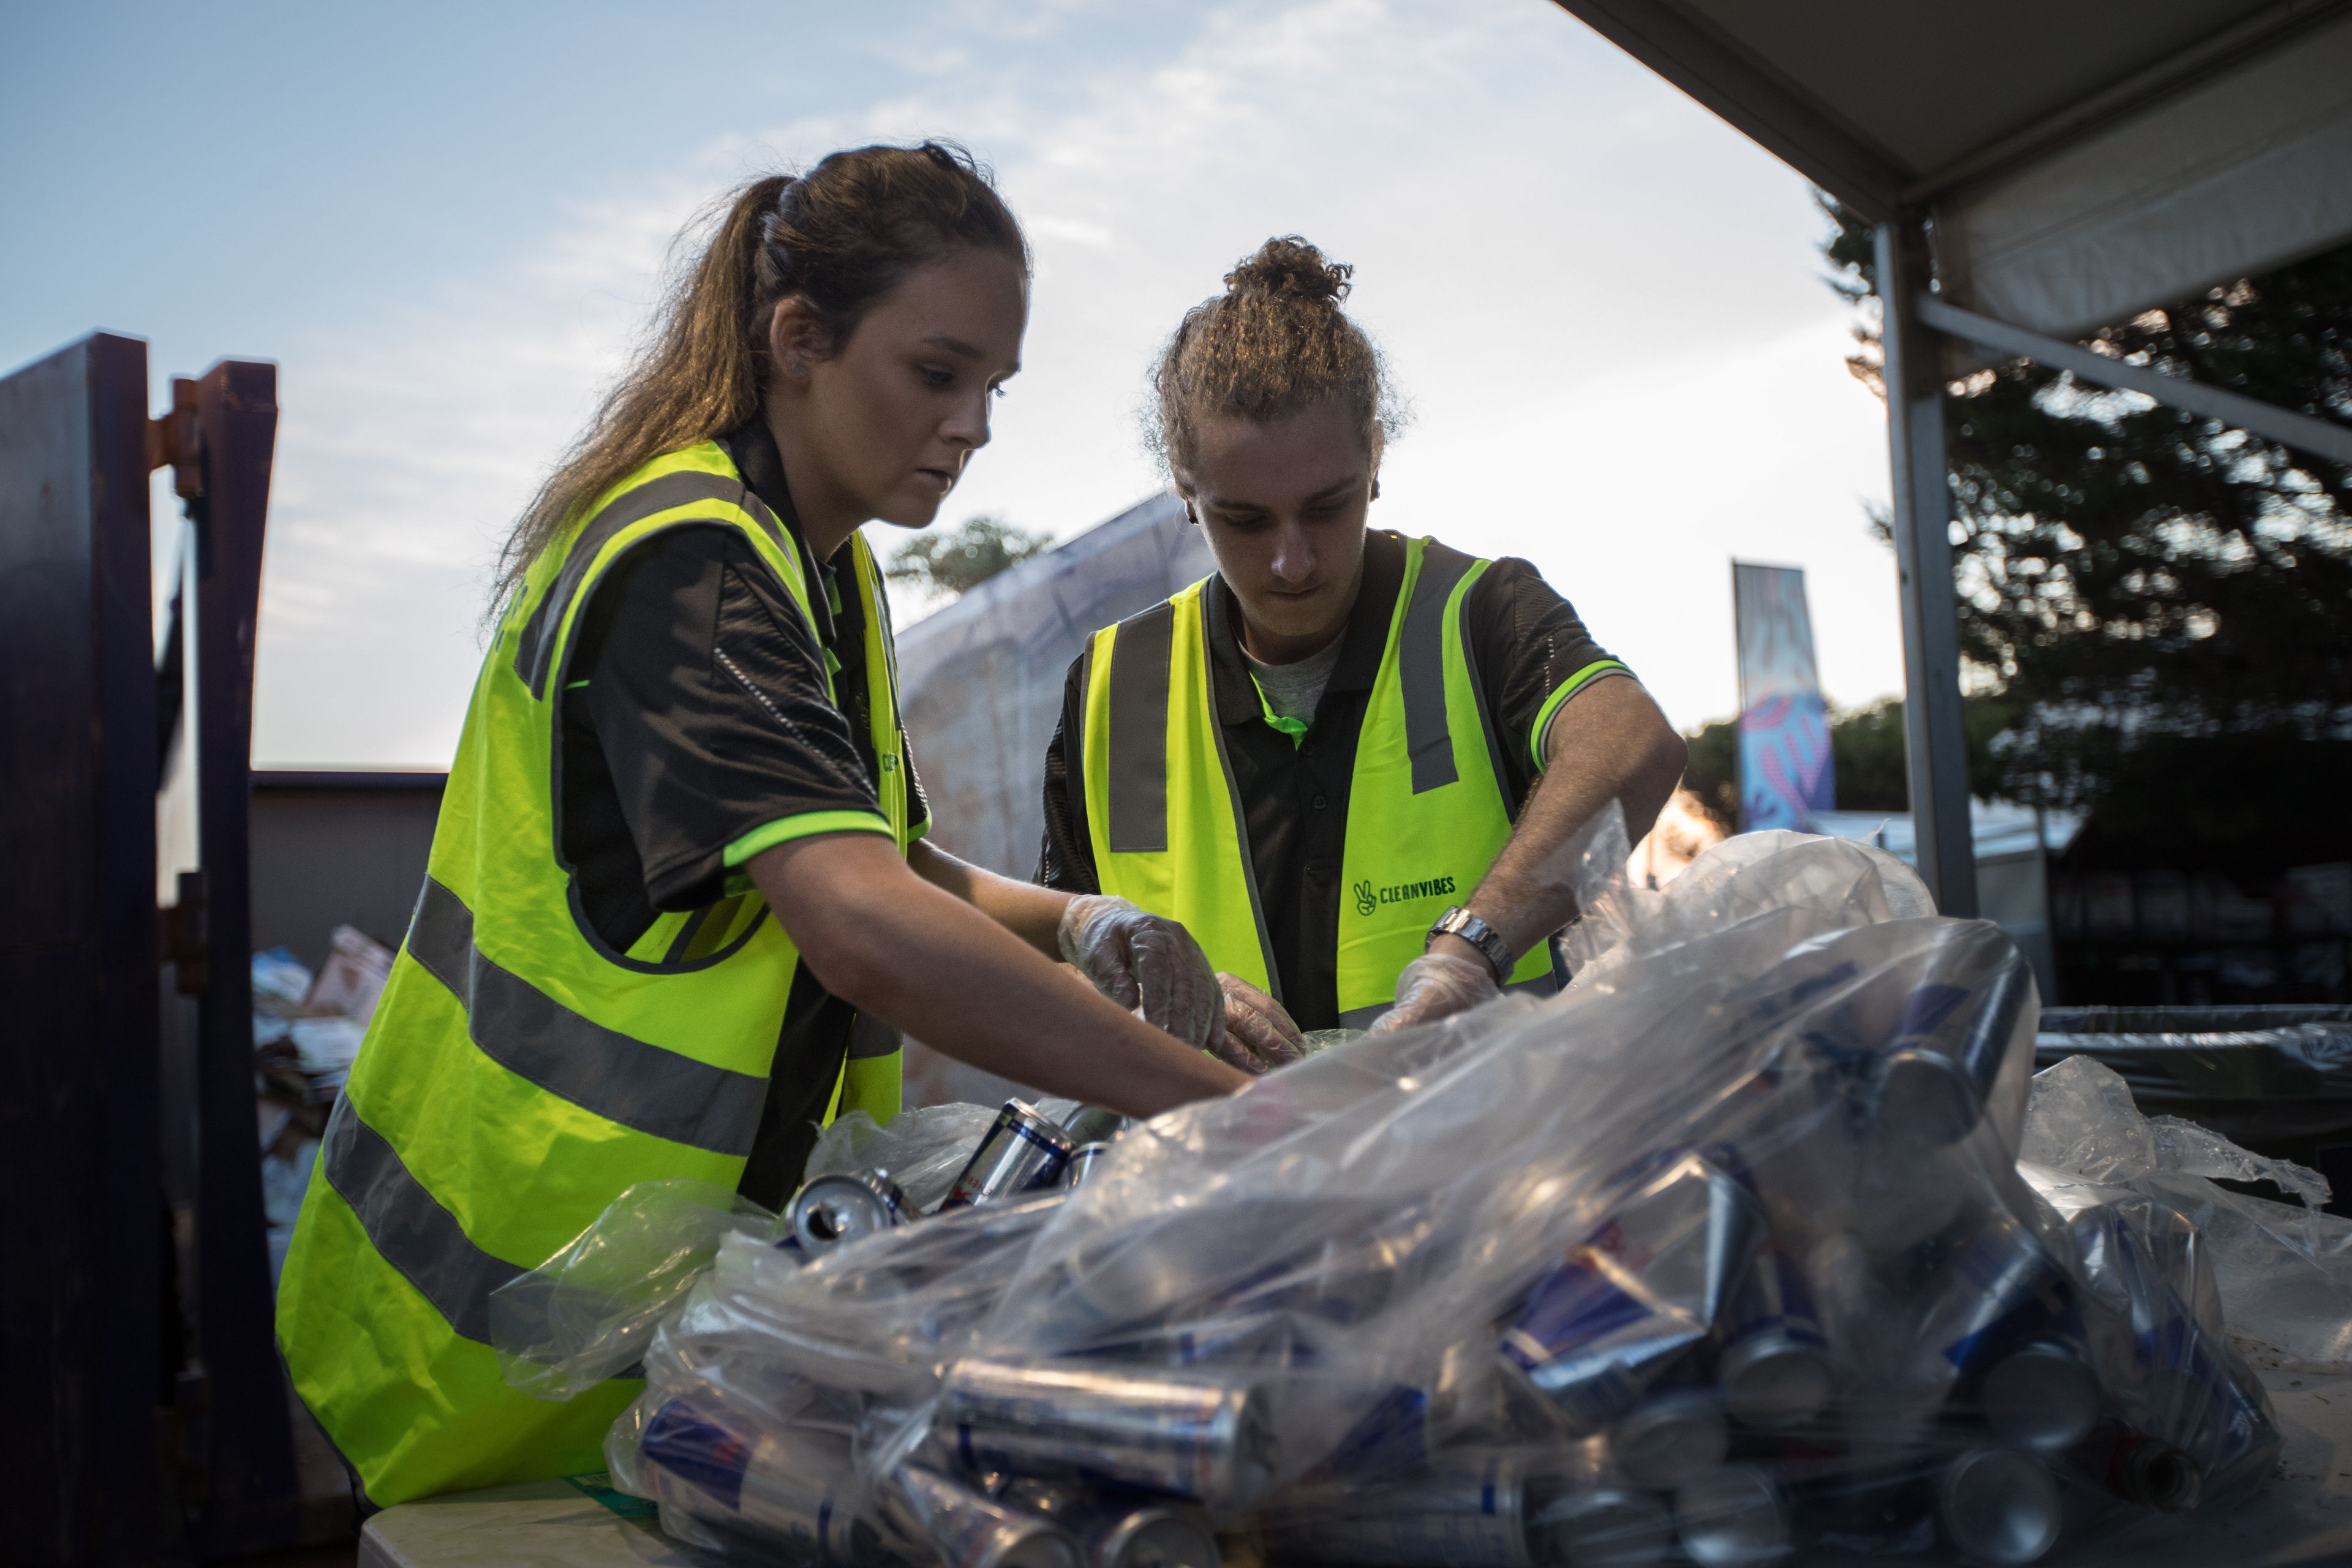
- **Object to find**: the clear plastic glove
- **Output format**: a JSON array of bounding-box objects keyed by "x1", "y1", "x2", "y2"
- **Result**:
[
  {"x1": 1368, "y1": 949, "x2": 1501, "y2": 1035},
  {"x1": 1058, "y1": 894, "x2": 1226, "y2": 1052},
  {"x1": 1218, "y1": 973, "x2": 1306, "y2": 1072}
]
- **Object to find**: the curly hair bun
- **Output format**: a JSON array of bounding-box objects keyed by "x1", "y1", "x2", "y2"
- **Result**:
[{"x1": 1225, "y1": 236, "x2": 1352, "y2": 304}]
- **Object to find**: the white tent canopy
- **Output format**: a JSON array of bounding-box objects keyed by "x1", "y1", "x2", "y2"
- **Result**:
[{"x1": 1553, "y1": 0, "x2": 2352, "y2": 913}]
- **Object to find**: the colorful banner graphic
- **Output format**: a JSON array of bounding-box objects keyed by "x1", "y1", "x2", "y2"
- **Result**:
[{"x1": 1733, "y1": 562, "x2": 1834, "y2": 831}]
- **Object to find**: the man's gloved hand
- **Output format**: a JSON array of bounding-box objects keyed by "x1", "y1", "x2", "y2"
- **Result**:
[
  {"x1": 1216, "y1": 973, "x2": 1306, "y2": 1072},
  {"x1": 1058, "y1": 894, "x2": 1226, "y2": 1052},
  {"x1": 1368, "y1": 950, "x2": 1501, "y2": 1035}
]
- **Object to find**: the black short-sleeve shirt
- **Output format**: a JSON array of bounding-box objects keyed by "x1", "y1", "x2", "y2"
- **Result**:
[
  {"x1": 1036, "y1": 529, "x2": 1630, "y2": 1031},
  {"x1": 554, "y1": 419, "x2": 927, "y2": 1204}
]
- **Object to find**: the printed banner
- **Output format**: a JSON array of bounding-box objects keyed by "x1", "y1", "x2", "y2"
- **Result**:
[{"x1": 1733, "y1": 562, "x2": 1834, "y2": 831}]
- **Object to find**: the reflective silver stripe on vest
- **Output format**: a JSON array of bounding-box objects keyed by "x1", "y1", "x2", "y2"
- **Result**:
[
  {"x1": 513, "y1": 470, "x2": 783, "y2": 698},
  {"x1": 1336, "y1": 974, "x2": 1561, "y2": 1031},
  {"x1": 1400, "y1": 542, "x2": 1478, "y2": 794},
  {"x1": 319, "y1": 1095, "x2": 524, "y2": 1344},
  {"x1": 405, "y1": 877, "x2": 767, "y2": 1156},
  {"x1": 1105, "y1": 602, "x2": 1175, "y2": 854}
]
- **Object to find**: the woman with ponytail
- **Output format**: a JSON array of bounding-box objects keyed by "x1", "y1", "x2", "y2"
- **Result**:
[
  {"x1": 1039, "y1": 237, "x2": 1687, "y2": 1054},
  {"x1": 278, "y1": 144, "x2": 1246, "y2": 1507}
]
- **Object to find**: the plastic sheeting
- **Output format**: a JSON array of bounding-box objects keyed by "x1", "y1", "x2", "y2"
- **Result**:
[
  {"x1": 2021, "y1": 1053, "x2": 2352, "y2": 1371},
  {"x1": 892, "y1": 493, "x2": 1212, "y2": 880}
]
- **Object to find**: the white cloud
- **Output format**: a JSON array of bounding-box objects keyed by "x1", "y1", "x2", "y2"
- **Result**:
[{"x1": 246, "y1": 0, "x2": 1901, "y2": 767}]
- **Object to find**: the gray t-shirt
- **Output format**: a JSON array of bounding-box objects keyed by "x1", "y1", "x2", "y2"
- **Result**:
[{"x1": 1244, "y1": 636, "x2": 1345, "y2": 730}]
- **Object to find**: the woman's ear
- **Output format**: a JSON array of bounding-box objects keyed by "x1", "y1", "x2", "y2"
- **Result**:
[
  {"x1": 768, "y1": 297, "x2": 821, "y2": 384},
  {"x1": 1370, "y1": 477, "x2": 1381, "y2": 502}
]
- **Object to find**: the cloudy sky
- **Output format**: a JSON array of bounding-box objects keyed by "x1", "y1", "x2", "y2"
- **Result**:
[{"x1": 4, "y1": 0, "x2": 1901, "y2": 767}]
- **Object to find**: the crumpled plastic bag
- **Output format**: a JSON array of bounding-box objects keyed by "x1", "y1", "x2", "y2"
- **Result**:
[
  {"x1": 2022, "y1": 1052, "x2": 2352, "y2": 1366},
  {"x1": 804, "y1": 1102, "x2": 1006, "y2": 1216},
  {"x1": 491, "y1": 1178, "x2": 778, "y2": 1400}
]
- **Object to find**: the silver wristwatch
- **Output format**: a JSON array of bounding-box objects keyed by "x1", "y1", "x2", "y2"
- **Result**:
[{"x1": 1427, "y1": 907, "x2": 1512, "y2": 986}]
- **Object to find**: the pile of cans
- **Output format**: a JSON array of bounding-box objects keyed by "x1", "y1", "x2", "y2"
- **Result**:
[{"x1": 611, "y1": 883, "x2": 2284, "y2": 1568}]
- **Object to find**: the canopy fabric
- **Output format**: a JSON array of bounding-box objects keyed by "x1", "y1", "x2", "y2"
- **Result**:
[
  {"x1": 1555, "y1": 0, "x2": 2352, "y2": 331},
  {"x1": 892, "y1": 494, "x2": 1212, "y2": 878}
]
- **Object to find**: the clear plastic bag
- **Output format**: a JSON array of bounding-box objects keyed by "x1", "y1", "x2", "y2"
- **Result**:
[
  {"x1": 521, "y1": 832, "x2": 2304, "y2": 1566},
  {"x1": 806, "y1": 1101, "x2": 1016, "y2": 1216},
  {"x1": 490, "y1": 1178, "x2": 780, "y2": 1400},
  {"x1": 2022, "y1": 1052, "x2": 2352, "y2": 1368}
]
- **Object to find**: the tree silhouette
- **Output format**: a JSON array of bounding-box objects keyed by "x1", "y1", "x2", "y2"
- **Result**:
[{"x1": 886, "y1": 514, "x2": 1053, "y2": 598}]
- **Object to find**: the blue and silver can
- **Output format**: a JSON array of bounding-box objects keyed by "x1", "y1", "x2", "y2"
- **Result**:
[
  {"x1": 886, "y1": 1464, "x2": 1081, "y2": 1568},
  {"x1": 941, "y1": 1100, "x2": 1077, "y2": 1210},
  {"x1": 938, "y1": 1357, "x2": 1278, "y2": 1512},
  {"x1": 637, "y1": 1399, "x2": 884, "y2": 1565},
  {"x1": 791, "y1": 1169, "x2": 912, "y2": 1254},
  {"x1": 1498, "y1": 1155, "x2": 1762, "y2": 1433},
  {"x1": 1063, "y1": 1142, "x2": 1115, "y2": 1192},
  {"x1": 998, "y1": 1479, "x2": 1220, "y2": 1568},
  {"x1": 1936, "y1": 1449, "x2": 2062, "y2": 1566},
  {"x1": 1717, "y1": 1248, "x2": 1833, "y2": 1430},
  {"x1": 1250, "y1": 1449, "x2": 1562, "y2": 1568},
  {"x1": 1873, "y1": 935, "x2": 2035, "y2": 1146}
]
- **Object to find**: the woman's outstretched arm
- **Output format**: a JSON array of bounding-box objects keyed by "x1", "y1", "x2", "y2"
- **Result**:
[{"x1": 749, "y1": 833, "x2": 1250, "y2": 1116}]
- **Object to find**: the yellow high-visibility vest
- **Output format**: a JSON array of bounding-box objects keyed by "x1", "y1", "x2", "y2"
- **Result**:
[
  {"x1": 276, "y1": 440, "x2": 910, "y2": 1505},
  {"x1": 1080, "y1": 535, "x2": 1564, "y2": 1026}
]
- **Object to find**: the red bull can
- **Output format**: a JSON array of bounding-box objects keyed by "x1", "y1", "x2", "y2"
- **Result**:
[
  {"x1": 1936, "y1": 1449, "x2": 2061, "y2": 1566},
  {"x1": 942, "y1": 1101, "x2": 1077, "y2": 1210},
  {"x1": 637, "y1": 1399, "x2": 884, "y2": 1565},
  {"x1": 938, "y1": 1358, "x2": 1277, "y2": 1512},
  {"x1": 1249, "y1": 1449, "x2": 1559, "y2": 1568},
  {"x1": 887, "y1": 1464, "x2": 1081, "y2": 1568},
  {"x1": 1498, "y1": 1155, "x2": 1761, "y2": 1433},
  {"x1": 791, "y1": 1169, "x2": 912, "y2": 1254},
  {"x1": 998, "y1": 1479, "x2": 1219, "y2": 1568},
  {"x1": 1717, "y1": 1249, "x2": 1832, "y2": 1431}
]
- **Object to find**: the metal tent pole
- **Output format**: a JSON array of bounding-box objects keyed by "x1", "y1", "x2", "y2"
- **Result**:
[{"x1": 1875, "y1": 217, "x2": 1980, "y2": 917}]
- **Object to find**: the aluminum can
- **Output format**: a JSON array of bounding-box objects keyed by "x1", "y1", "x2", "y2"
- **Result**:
[
  {"x1": 938, "y1": 1358, "x2": 1277, "y2": 1511},
  {"x1": 1000, "y1": 1479, "x2": 1219, "y2": 1568},
  {"x1": 941, "y1": 1100, "x2": 1077, "y2": 1210},
  {"x1": 1498, "y1": 1155, "x2": 1761, "y2": 1432},
  {"x1": 1672, "y1": 1465, "x2": 1789, "y2": 1568},
  {"x1": 791, "y1": 1169, "x2": 911, "y2": 1253},
  {"x1": 1250, "y1": 1449, "x2": 1558, "y2": 1568},
  {"x1": 1526, "y1": 1434, "x2": 1675, "y2": 1567},
  {"x1": 638, "y1": 1400, "x2": 884, "y2": 1565},
  {"x1": 2139, "y1": 1345, "x2": 2280, "y2": 1499},
  {"x1": 1936, "y1": 1449, "x2": 2062, "y2": 1566},
  {"x1": 1064, "y1": 1142, "x2": 1115, "y2": 1191},
  {"x1": 1077, "y1": 1312, "x2": 1308, "y2": 1371},
  {"x1": 1717, "y1": 1249, "x2": 1833, "y2": 1430},
  {"x1": 1607, "y1": 1389, "x2": 1728, "y2": 1491},
  {"x1": 1874, "y1": 947, "x2": 2034, "y2": 1145},
  {"x1": 1534, "y1": 1488, "x2": 1675, "y2": 1567},
  {"x1": 1059, "y1": 1104, "x2": 1130, "y2": 1146},
  {"x1": 1915, "y1": 1207, "x2": 2074, "y2": 1388},
  {"x1": 889, "y1": 1464, "x2": 1080, "y2": 1568},
  {"x1": 2077, "y1": 1422, "x2": 2202, "y2": 1512},
  {"x1": 1980, "y1": 1338, "x2": 2101, "y2": 1450}
]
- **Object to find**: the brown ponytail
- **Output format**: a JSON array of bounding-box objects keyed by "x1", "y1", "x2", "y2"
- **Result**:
[
  {"x1": 493, "y1": 141, "x2": 1027, "y2": 608},
  {"x1": 1149, "y1": 235, "x2": 1401, "y2": 492}
]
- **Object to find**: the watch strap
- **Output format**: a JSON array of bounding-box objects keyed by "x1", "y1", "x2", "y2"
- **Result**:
[{"x1": 1428, "y1": 906, "x2": 1512, "y2": 986}]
